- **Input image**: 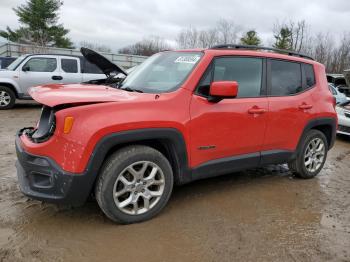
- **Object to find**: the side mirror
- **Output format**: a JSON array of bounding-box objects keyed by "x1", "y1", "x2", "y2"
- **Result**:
[
  {"x1": 22, "y1": 65, "x2": 30, "y2": 72},
  {"x1": 209, "y1": 81, "x2": 238, "y2": 102}
]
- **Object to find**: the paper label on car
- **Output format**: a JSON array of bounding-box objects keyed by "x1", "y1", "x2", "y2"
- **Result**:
[{"x1": 174, "y1": 56, "x2": 200, "y2": 64}]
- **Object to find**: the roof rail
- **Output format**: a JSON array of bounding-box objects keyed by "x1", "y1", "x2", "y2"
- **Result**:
[{"x1": 209, "y1": 44, "x2": 314, "y2": 60}]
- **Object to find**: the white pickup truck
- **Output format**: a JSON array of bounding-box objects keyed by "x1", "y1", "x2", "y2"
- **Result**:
[{"x1": 0, "y1": 48, "x2": 128, "y2": 109}]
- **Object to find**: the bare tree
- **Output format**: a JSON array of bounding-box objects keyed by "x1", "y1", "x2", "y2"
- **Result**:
[
  {"x1": 216, "y1": 19, "x2": 240, "y2": 44},
  {"x1": 176, "y1": 26, "x2": 199, "y2": 49},
  {"x1": 119, "y1": 36, "x2": 171, "y2": 56},
  {"x1": 290, "y1": 20, "x2": 307, "y2": 52},
  {"x1": 80, "y1": 41, "x2": 112, "y2": 53},
  {"x1": 176, "y1": 19, "x2": 241, "y2": 49}
]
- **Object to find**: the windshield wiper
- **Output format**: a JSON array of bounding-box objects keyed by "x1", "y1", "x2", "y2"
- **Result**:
[{"x1": 121, "y1": 87, "x2": 143, "y2": 93}]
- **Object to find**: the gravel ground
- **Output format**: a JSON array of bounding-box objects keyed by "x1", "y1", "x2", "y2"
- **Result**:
[{"x1": 0, "y1": 103, "x2": 349, "y2": 262}]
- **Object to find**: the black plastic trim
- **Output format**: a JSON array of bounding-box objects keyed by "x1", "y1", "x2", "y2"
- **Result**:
[
  {"x1": 297, "y1": 117, "x2": 337, "y2": 150},
  {"x1": 85, "y1": 128, "x2": 191, "y2": 185},
  {"x1": 192, "y1": 152, "x2": 260, "y2": 181},
  {"x1": 260, "y1": 150, "x2": 294, "y2": 165}
]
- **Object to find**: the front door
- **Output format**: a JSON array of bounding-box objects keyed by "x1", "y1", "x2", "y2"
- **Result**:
[
  {"x1": 189, "y1": 56, "x2": 268, "y2": 170},
  {"x1": 19, "y1": 56, "x2": 61, "y2": 95}
]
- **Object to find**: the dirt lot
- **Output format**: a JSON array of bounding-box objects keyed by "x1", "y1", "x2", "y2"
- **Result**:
[{"x1": 0, "y1": 103, "x2": 349, "y2": 262}]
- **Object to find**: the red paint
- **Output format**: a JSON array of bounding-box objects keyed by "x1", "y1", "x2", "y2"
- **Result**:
[
  {"x1": 19, "y1": 49, "x2": 337, "y2": 174},
  {"x1": 210, "y1": 81, "x2": 238, "y2": 97}
]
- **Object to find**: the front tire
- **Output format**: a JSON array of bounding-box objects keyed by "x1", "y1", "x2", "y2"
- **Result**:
[
  {"x1": 95, "y1": 145, "x2": 174, "y2": 224},
  {"x1": 288, "y1": 129, "x2": 328, "y2": 179},
  {"x1": 0, "y1": 86, "x2": 16, "y2": 109}
]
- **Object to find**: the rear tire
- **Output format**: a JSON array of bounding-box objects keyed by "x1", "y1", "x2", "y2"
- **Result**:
[
  {"x1": 95, "y1": 145, "x2": 173, "y2": 224},
  {"x1": 0, "y1": 86, "x2": 16, "y2": 109},
  {"x1": 288, "y1": 129, "x2": 328, "y2": 179}
]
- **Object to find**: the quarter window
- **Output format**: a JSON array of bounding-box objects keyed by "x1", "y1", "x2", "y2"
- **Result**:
[
  {"x1": 61, "y1": 59, "x2": 78, "y2": 73},
  {"x1": 197, "y1": 57, "x2": 263, "y2": 98},
  {"x1": 23, "y1": 58, "x2": 57, "y2": 72},
  {"x1": 304, "y1": 63, "x2": 316, "y2": 88},
  {"x1": 270, "y1": 60, "x2": 302, "y2": 96}
]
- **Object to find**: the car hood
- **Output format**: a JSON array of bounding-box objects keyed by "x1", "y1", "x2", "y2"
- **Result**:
[
  {"x1": 29, "y1": 84, "x2": 138, "y2": 107},
  {"x1": 80, "y1": 47, "x2": 127, "y2": 76}
]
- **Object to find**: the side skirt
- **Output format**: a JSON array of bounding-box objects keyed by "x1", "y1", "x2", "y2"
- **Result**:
[{"x1": 190, "y1": 150, "x2": 294, "y2": 182}]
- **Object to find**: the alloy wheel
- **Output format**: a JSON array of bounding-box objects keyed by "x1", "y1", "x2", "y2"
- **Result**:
[
  {"x1": 0, "y1": 91, "x2": 11, "y2": 107},
  {"x1": 113, "y1": 161, "x2": 165, "y2": 215},
  {"x1": 304, "y1": 137, "x2": 325, "y2": 173}
]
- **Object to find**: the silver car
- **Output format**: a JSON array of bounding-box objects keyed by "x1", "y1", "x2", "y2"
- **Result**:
[
  {"x1": 0, "y1": 48, "x2": 127, "y2": 109},
  {"x1": 336, "y1": 101, "x2": 350, "y2": 136},
  {"x1": 329, "y1": 84, "x2": 348, "y2": 104}
]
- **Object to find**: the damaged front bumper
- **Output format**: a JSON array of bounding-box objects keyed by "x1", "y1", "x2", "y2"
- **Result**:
[{"x1": 15, "y1": 131, "x2": 93, "y2": 207}]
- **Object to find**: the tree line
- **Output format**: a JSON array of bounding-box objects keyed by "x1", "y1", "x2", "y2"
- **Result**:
[
  {"x1": 1, "y1": 0, "x2": 349, "y2": 73},
  {"x1": 121, "y1": 19, "x2": 350, "y2": 73}
]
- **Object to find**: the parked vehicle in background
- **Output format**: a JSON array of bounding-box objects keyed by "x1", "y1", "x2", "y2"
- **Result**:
[
  {"x1": 0, "y1": 48, "x2": 127, "y2": 109},
  {"x1": 327, "y1": 74, "x2": 347, "y2": 87},
  {"x1": 336, "y1": 101, "x2": 350, "y2": 136},
  {"x1": 0, "y1": 57, "x2": 16, "y2": 69},
  {"x1": 329, "y1": 84, "x2": 348, "y2": 104},
  {"x1": 345, "y1": 69, "x2": 350, "y2": 86},
  {"x1": 16, "y1": 45, "x2": 337, "y2": 224},
  {"x1": 327, "y1": 73, "x2": 350, "y2": 97}
]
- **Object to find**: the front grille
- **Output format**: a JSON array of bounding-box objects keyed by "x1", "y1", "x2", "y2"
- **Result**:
[{"x1": 338, "y1": 125, "x2": 350, "y2": 134}]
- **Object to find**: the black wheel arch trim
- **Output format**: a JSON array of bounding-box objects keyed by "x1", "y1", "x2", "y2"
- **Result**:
[
  {"x1": 86, "y1": 128, "x2": 192, "y2": 185},
  {"x1": 297, "y1": 117, "x2": 337, "y2": 151}
]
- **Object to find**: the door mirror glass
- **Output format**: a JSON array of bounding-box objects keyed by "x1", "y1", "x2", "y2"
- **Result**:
[{"x1": 209, "y1": 81, "x2": 238, "y2": 102}]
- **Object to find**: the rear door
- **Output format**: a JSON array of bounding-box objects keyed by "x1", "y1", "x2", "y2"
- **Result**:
[
  {"x1": 59, "y1": 56, "x2": 82, "y2": 84},
  {"x1": 262, "y1": 59, "x2": 316, "y2": 157},
  {"x1": 19, "y1": 55, "x2": 60, "y2": 94},
  {"x1": 189, "y1": 56, "x2": 268, "y2": 169}
]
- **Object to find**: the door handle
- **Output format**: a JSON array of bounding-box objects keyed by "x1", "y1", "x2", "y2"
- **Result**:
[
  {"x1": 52, "y1": 75, "x2": 63, "y2": 80},
  {"x1": 298, "y1": 103, "x2": 313, "y2": 110},
  {"x1": 248, "y1": 107, "x2": 267, "y2": 114}
]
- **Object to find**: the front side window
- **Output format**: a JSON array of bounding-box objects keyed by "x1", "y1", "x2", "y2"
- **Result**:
[
  {"x1": 120, "y1": 51, "x2": 203, "y2": 93},
  {"x1": 23, "y1": 58, "x2": 57, "y2": 72},
  {"x1": 61, "y1": 59, "x2": 78, "y2": 73},
  {"x1": 270, "y1": 60, "x2": 302, "y2": 96},
  {"x1": 197, "y1": 57, "x2": 263, "y2": 98}
]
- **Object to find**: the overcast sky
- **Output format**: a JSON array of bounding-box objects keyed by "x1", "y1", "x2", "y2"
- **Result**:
[{"x1": 0, "y1": 0, "x2": 349, "y2": 51}]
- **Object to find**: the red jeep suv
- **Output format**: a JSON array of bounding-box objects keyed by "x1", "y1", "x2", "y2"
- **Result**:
[{"x1": 16, "y1": 46, "x2": 337, "y2": 224}]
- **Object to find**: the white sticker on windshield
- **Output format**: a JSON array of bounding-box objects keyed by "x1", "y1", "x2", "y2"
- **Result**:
[{"x1": 174, "y1": 56, "x2": 200, "y2": 64}]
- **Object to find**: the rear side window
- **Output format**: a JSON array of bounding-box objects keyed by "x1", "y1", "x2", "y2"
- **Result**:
[
  {"x1": 197, "y1": 57, "x2": 263, "y2": 98},
  {"x1": 304, "y1": 64, "x2": 316, "y2": 88},
  {"x1": 23, "y1": 58, "x2": 57, "y2": 72},
  {"x1": 270, "y1": 60, "x2": 302, "y2": 96},
  {"x1": 61, "y1": 59, "x2": 78, "y2": 73}
]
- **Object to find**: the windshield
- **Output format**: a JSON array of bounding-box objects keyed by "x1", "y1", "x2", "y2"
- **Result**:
[
  {"x1": 120, "y1": 51, "x2": 203, "y2": 93},
  {"x1": 6, "y1": 55, "x2": 28, "y2": 70}
]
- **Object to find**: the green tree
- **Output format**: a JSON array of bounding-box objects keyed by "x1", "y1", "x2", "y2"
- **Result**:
[
  {"x1": 0, "y1": 0, "x2": 73, "y2": 48},
  {"x1": 273, "y1": 27, "x2": 292, "y2": 50},
  {"x1": 240, "y1": 30, "x2": 261, "y2": 46}
]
